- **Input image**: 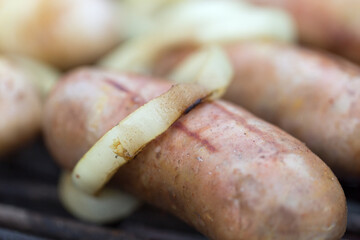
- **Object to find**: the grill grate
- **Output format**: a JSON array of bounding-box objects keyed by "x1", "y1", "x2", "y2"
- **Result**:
[{"x1": 0, "y1": 138, "x2": 358, "y2": 240}]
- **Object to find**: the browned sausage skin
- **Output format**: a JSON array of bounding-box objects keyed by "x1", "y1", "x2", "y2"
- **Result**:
[
  {"x1": 0, "y1": 58, "x2": 42, "y2": 156},
  {"x1": 224, "y1": 42, "x2": 360, "y2": 177},
  {"x1": 243, "y1": 0, "x2": 360, "y2": 63},
  {"x1": 44, "y1": 68, "x2": 346, "y2": 240},
  {"x1": 154, "y1": 41, "x2": 360, "y2": 177}
]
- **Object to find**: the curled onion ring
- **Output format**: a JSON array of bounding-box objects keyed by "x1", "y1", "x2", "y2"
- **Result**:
[
  {"x1": 59, "y1": 171, "x2": 140, "y2": 223},
  {"x1": 100, "y1": 0, "x2": 295, "y2": 74},
  {"x1": 72, "y1": 46, "x2": 232, "y2": 194}
]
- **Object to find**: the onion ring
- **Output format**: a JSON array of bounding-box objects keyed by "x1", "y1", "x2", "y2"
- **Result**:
[
  {"x1": 73, "y1": 46, "x2": 232, "y2": 194},
  {"x1": 59, "y1": 171, "x2": 140, "y2": 223},
  {"x1": 100, "y1": 0, "x2": 295, "y2": 73}
]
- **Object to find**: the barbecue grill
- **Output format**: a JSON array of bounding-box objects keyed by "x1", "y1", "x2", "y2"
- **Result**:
[{"x1": 0, "y1": 138, "x2": 358, "y2": 240}]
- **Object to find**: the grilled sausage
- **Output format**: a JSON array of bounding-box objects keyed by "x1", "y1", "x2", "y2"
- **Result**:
[
  {"x1": 154, "y1": 41, "x2": 360, "y2": 177},
  {"x1": 243, "y1": 0, "x2": 360, "y2": 63},
  {"x1": 43, "y1": 68, "x2": 346, "y2": 240},
  {"x1": 0, "y1": 57, "x2": 42, "y2": 155},
  {"x1": 0, "y1": 0, "x2": 119, "y2": 69},
  {"x1": 225, "y1": 42, "x2": 360, "y2": 177}
]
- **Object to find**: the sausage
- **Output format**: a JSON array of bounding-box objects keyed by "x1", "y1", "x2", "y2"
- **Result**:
[
  {"x1": 0, "y1": 57, "x2": 42, "y2": 156},
  {"x1": 0, "y1": 0, "x2": 119, "y2": 69},
  {"x1": 154, "y1": 41, "x2": 360, "y2": 177},
  {"x1": 224, "y1": 42, "x2": 360, "y2": 177},
  {"x1": 43, "y1": 68, "x2": 346, "y2": 240},
  {"x1": 242, "y1": 0, "x2": 360, "y2": 63}
]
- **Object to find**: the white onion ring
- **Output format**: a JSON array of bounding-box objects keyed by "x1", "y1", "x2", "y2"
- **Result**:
[
  {"x1": 72, "y1": 83, "x2": 211, "y2": 194},
  {"x1": 59, "y1": 171, "x2": 140, "y2": 223},
  {"x1": 100, "y1": 0, "x2": 295, "y2": 73}
]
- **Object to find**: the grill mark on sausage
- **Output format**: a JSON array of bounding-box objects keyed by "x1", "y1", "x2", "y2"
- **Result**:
[
  {"x1": 212, "y1": 102, "x2": 286, "y2": 152},
  {"x1": 173, "y1": 122, "x2": 217, "y2": 153},
  {"x1": 212, "y1": 102, "x2": 267, "y2": 136},
  {"x1": 103, "y1": 78, "x2": 147, "y2": 122},
  {"x1": 104, "y1": 78, "x2": 130, "y2": 93}
]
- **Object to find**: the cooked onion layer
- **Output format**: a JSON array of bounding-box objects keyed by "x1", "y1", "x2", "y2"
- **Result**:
[
  {"x1": 116, "y1": 0, "x2": 181, "y2": 38},
  {"x1": 59, "y1": 171, "x2": 140, "y2": 224},
  {"x1": 72, "y1": 83, "x2": 210, "y2": 194},
  {"x1": 169, "y1": 45, "x2": 233, "y2": 99},
  {"x1": 100, "y1": 0, "x2": 295, "y2": 73}
]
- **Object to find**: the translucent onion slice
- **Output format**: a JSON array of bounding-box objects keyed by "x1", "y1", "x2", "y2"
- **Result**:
[
  {"x1": 99, "y1": 29, "x2": 191, "y2": 74},
  {"x1": 100, "y1": 0, "x2": 295, "y2": 73},
  {"x1": 159, "y1": 0, "x2": 296, "y2": 44},
  {"x1": 72, "y1": 83, "x2": 211, "y2": 194},
  {"x1": 59, "y1": 171, "x2": 140, "y2": 224},
  {"x1": 169, "y1": 45, "x2": 233, "y2": 99},
  {"x1": 73, "y1": 45, "x2": 233, "y2": 195},
  {"x1": 116, "y1": 0, "x2": 181, "y2": 38}
]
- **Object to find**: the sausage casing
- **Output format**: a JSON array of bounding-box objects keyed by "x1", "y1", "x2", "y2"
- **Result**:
[
  {"x1": 244, "y1": 0, "x2": 360, "y2": 63},
  {"x1": 44, "y1": 69, "x2": 346, "y2": 240}
]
